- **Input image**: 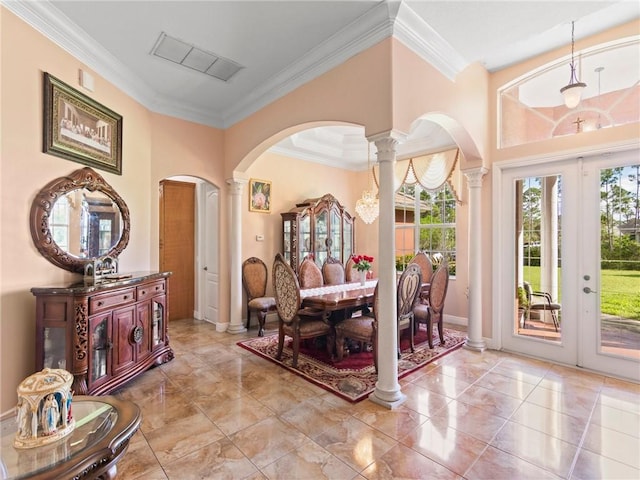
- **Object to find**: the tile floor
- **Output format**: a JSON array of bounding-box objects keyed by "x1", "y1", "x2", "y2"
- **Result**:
[{"x1": 116, "y1": 318, "x2": 640, "y2": 479}]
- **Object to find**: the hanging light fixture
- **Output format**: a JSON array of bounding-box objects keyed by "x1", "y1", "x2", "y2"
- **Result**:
[
  {"x1": 560, "y1": 21, "x2": 587, "y2": 109},
  {"x1": 355, "y1": 142, "x2": 379, "y2": 224}
]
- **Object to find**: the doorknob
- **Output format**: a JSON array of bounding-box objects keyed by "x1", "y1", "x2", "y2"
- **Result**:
[
  {"x1": 203, "y1": 266, "x2": 208, "y2": 271},
  {"x1": 583, "y1": 286, "x2": 597, "y2": 294}
]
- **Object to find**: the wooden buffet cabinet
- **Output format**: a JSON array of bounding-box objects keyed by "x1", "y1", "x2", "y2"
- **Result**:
[
  {"x1": 31, "y1": 272, "x2": 173, "y2": 396},
  {"x1": 281, "y1": 193, "x2": 355, "y2": 274}
]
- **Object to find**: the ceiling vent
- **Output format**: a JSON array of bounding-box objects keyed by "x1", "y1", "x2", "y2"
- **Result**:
[{"x1": 151, "y1": 32, "x2": 243, "y2": 82}]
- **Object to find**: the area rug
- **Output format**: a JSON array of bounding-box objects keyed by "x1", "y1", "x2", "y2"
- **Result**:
[{"x1": 237, "y1": 327, "x2": 466, "y2": 402}]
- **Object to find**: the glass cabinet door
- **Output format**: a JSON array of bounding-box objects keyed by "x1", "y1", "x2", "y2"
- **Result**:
[
  {"x1": 89, "y1": 314, "x2": 111, "y2": 385},
  {"x1": 343, "y1": 219, "x2": 353, "y2": 263},
  {"x1": 300, "y1": 214, "x2": 311, "y2": 263},
  {"x1": 152, "y1": 297, "x2": 165, "y2": 347},
  {"x1": 315, "y1": 210, "x2": 328, "y2": 266},
  {"x1": 283, "y1": 219, "x2": 292, "y2": 264},
  {"x1": 43, "y1": 327, "x2": 67, "y2": 370},
  {"x1": 330, "y1": 210, "x2": 340, "y2": 259}
]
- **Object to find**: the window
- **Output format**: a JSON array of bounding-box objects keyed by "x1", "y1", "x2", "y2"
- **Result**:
[{"x1": 395, "y1": 183, "x2": 456, "y2": 275}]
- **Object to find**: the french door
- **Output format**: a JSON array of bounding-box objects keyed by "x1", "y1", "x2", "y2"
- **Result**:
[{"x1": 498, "y1": 149, "x2": 639, "y2": 381}]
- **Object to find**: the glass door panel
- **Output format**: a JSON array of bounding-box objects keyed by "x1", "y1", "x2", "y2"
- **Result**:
[
  {"x1": 515, "y1": 175, "x2": 563, "y2": 343},
  {"x1": 581, "y1": 156, "x2": 640, "y2": 380},
  {"x1": 500, "y1": 159, "x2": 578, "y2": 368}
]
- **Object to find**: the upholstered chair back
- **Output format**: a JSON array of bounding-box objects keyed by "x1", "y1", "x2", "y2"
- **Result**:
[
  {"x1": 299, "y1": 256, "x2": 323, "y2": 289},
  {"x1": 409, "y1": 251, "x2": 433, "y2": 284},
  {"x1": 272, "y1": 253, "x2": 302, "y2": 324},
  {"x1": 428, "y1": 262, "x2": 450, "y2": 315},
  {"x1": 322, "y1": 256, "x2": 346, "y2": 285}
]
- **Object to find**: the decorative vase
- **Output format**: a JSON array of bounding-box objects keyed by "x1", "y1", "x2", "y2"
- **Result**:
[{"x1": 359, "y1": 270, "x2": 367, "y2": 286}]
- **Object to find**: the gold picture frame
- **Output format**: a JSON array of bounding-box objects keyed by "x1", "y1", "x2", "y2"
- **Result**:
[
  {"x1": 249, "y1": 178, "x2": 271, "y2": 213},
  {"x1": 43, "y1": 73, "x2": 123, "y2": 175}
]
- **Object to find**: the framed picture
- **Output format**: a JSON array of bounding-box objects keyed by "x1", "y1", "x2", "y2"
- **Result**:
[
  {"x1": 249, "y1": 178, "x2": 271, "y2": 213},
  {"x1": 43, "y1": 73, "x2": 123, "y2": 175}
]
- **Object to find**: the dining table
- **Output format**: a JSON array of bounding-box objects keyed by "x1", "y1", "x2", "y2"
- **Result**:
[{"x1": 300, "y1": 280, "x2": 377, "y2": 320}]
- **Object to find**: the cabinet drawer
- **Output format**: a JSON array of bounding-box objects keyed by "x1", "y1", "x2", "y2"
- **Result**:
[
  {"x1": 90, "y1": 288, "x2": 136, "y2": 315},
  {"x1": 137, "y1": 280, "x2": 166, "y2": 301}
]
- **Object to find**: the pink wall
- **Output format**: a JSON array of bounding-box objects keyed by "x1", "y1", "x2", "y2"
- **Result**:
[
  {"x1": 225, "y1": 40, "x2": 395, "y2": 175},
  {"x1": 0, "y1": 9, "x2": 225, "y2": 412},
  {"x1": 242, "y1": 151, "x2": 375, "y2": 300}
]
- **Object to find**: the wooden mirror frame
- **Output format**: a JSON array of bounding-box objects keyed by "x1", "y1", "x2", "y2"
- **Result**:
[{"x1": 30, "y1": 167, "x2": 130, "y2": 273}]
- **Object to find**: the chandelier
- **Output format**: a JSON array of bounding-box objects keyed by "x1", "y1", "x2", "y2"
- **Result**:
[
  {"x1": 355, "y1": 142, "x2": 379, "y2": 224},
  {"x1": 560, "y1": 21, "x2": 587, "y2": 109}
]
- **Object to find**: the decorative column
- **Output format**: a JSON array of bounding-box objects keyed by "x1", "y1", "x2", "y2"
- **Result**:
[
  {"x1": 463, "y1": 167, "x2": 488, "y2": 351},
  {"x1": 368, "y1": 132, "x2": 406, "y2": 408},
  {"x1": 226, "y1": 178, "x2": 247, "y2": 334}
]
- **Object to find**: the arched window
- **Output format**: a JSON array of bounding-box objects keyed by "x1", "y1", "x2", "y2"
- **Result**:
[{"x1": 499, "y1": 37, "x2": 639, "y2": 148}]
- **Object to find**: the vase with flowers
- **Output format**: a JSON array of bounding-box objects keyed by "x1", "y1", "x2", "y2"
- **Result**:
[{"x1": 352, "y1": 254, "x2": 374, "y2": 285}]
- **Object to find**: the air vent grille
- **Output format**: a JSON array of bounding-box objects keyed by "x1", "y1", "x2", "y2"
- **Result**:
[{"x1": 151, "y1": 32, "x2": 243, "y2": 82}]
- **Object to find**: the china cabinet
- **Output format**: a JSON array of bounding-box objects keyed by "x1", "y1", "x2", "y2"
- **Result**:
[
  {"x1": 281, "y1": 193, "x2": 354, "y2": 273},
  {"x1": 32, "y1": 272, "x2": 173, "y2": 396}
]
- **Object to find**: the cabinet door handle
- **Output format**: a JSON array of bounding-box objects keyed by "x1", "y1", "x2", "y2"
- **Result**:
[
  {"x1": 97, "y1": 301, "x2": 104, "y2": 306},
  {"x1": 123, "y1": 295, "x2": 129, "y2": 300},
  {"x1": 141, "y1": 290, "x2": 147, "y2": 295}
]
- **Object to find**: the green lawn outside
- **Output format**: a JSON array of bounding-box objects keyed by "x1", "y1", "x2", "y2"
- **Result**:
[{"x1": 523, "y1": 266, "x2": 640, "y2": 320}]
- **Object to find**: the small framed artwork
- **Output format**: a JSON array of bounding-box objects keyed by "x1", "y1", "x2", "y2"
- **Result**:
[
  {"x1": 249, "y1": 178, "x2": 271, "y2": 213},
  {"x1": 43, "y1": 72, "x2": 123, "y2": 175}
]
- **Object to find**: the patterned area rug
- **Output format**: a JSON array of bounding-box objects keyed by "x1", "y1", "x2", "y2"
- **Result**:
[{"x1": 237, "y1": 327, "x2": 466, "y2": 402}]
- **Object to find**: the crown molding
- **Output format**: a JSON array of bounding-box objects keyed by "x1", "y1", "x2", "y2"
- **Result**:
[
  {"x1": 392, "y1": 2, "x2": 468, "y2": 81},
  {"x1": 221, "y1": 1, "x2": 396, "y2": 127},
  {"x1": 3, "y1": 1, "x2": 158, "y2": 110},
  {"x1": 3, "y1": 0, "x2": 467, "y2": 128}
]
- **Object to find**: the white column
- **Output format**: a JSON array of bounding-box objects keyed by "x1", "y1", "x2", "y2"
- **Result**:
[
  {"x1": 368, "y1": 133, "x2": 406, "y2": 409},
  {"x1": 463, "y1": 167, "x2": 488, "y2": 351},
  {"x1": 226, "y1": 178, "x2": 247, "y2": 334}
]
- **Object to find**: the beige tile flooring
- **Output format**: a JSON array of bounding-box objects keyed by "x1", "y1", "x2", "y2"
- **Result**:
[{"x1": 116, "y1": 318, "x2": 640, "y2": 479}]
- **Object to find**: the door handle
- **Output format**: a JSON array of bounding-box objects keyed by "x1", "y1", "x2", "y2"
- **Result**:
[
  {"x1": 203, "y1": 266, "x2": 208, "y2": 271},
  {"x1": 583, "y1": 287, "x2": 597, "y2": 294}
]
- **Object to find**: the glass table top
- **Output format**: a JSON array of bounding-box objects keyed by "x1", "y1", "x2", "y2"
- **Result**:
[{"x1": 0, "y1": 400, "x2": 117, "y2": 480}]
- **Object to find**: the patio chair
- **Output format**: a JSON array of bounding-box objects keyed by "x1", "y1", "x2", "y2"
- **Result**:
[{"x1": 523, "y1": 281, "x2": 560, "y2": 332}]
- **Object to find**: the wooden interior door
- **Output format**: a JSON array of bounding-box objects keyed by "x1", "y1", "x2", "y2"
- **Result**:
[{"x1": 159, "y1": 180, "x2": 195, "y2": 321}]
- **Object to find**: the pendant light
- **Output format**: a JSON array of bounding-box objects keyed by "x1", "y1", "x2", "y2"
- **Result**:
[
  {"x1": 560, "y1": 21, "x2": 587, "y2": 109},
  {"x1": 355, "y1": 142, "x2": 379, "y2": 224}
]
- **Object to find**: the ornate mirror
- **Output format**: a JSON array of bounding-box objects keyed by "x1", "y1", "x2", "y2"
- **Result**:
[{"x1": 30, "y1": 167, "x2": 130, "y2": 273}]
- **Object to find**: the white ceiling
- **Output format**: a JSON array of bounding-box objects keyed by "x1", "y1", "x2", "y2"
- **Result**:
[{"x1": 5, "y1": 0, "x2": 638, "y2": 170}]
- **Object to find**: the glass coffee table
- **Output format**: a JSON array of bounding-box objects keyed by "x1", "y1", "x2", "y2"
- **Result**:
[{"x1": 1, "y1": 396, "x2": 140, "y2": 479}]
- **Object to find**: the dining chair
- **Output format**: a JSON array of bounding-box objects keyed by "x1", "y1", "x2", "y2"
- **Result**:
[
  {"x1": 344, "y1": 256, "x2": 356, "y2": 283},
  {"x1": 272, "y1": 253, "x2": 333, "y2": 368},
  {"x1": 298, "y1": 255, "x2": 324, "y2": 289},
  {"x1": 334, "y1": 283, "x2": 379, "y2": 371},
  {"x1": 523, "y1": 281, "x2": 560, "y2": 331},
  {"x1": 414, "y1": 261, "x2": 449, "y2": 348},
  {"x1": 322, "y1": 256, "x2": 346, "y2": 285},
  {"x1": 396, "y1": 263, "x2": 423, "y2": 356},
  {"x1": 241, "y1": 257, "x2": 277, "y2": 337},
  {"x1": 409, "y1": 250, "x2": 433, "y2": 303}
]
